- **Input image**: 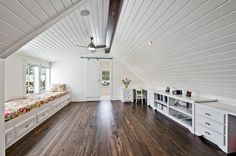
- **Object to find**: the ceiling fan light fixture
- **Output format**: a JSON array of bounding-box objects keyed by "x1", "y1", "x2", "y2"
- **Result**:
[{"x1": 88, "y1": 43, "x2": 96, "y2": 51}]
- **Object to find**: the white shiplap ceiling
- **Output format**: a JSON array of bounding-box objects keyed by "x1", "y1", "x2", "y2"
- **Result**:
[
  {"x1": 1, "y1": 0, "x2": 236, "y2": 100},
  {"x1": 111, "y1": 0, "x2": 236, "y2": 99},
  {"x1": 0, "y1": 0, "x2": 82, "y2": 58},
  {"x1": 0, "y1": 0, "x2": 109, "y2": 62}
]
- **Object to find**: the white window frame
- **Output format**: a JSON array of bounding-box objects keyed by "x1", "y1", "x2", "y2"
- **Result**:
[{"x1": 25, "y1": 63, "x2": 51, "y2": 94}]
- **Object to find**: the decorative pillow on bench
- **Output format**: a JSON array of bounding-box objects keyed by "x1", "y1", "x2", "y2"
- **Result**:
[{"x1": 51, "y1": 84, "x2": 66, "y2": 92}]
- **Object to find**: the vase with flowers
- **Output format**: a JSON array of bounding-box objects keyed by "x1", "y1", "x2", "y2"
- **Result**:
[{"x1": 122, "y1": 78, "x2": 132, "y2": 89}]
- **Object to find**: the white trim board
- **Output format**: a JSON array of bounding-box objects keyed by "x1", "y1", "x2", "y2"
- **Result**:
[{"x1": 0, "y1": 59, "x2": 5, "y2": 156}]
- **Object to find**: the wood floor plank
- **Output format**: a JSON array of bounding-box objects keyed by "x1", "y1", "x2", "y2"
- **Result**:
[{"x1": 6, "y1": 101, "x2": 227, "y2": 156}]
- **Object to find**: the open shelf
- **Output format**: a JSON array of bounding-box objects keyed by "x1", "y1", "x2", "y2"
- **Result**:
[
  {"x1": 169, "y1": 108, "x2": 192, "y2": 126},
  {"x1": 150, "y1": 91, "x2": 196, "y2": 132},
  {"x1": 169, "y1": 105, "x2": 192, "y2": 116},
  {"x1": 154, "y1": 101, "x2": 168, "y2": 114},
  {"x1": 169, "y1": 98, "x2": 192, "y2": 116},
  {"x1": 154, "y1": 100, "x2": 167, "y2": 106},
  {"x1": 154, "y1": 93, "x2": 168, "y2": 105}
]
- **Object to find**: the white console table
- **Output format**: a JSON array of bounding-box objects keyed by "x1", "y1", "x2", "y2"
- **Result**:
[{"x1": 147, "y1": 89, "x2": 236, "y2": 154}]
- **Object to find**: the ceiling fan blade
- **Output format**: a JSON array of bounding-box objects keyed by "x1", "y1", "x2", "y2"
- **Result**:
[
  {"x1": 95, "y1": 45, "x2": 106, "y2": 48},
  {"x1": 74, "y1": 45, "x2": 88, "y2": 48}
]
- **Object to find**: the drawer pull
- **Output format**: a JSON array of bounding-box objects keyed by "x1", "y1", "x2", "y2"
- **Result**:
[
  {"x1": 205, "y1": 113, "x2": 211, "y2": 116},
  {"x1": 205, "y1": 131, "x2": 211, "y2": 135},
  {"x1": 25, "y1": 124, "x2": 29, "y2": 128},
  {"x1": 205, "y1": 122, "x2": 211, "y2": 126}
]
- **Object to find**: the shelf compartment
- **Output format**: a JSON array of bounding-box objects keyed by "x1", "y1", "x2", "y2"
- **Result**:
[
  {"x1": 154, "y1": 93, "x2": 168, "y2": 105},
  {"x1": 154, "y1": 100, "x2": 167, "y2": 106},
  {"x1": 169, "y1": 108, "x2": 192, "y2": 126},
  {"x1": 169, "y1": 98, "x2": 192, "y2": 116},
  {"x1": 154, "y1": 102, "x2": 168, "y2": 114}
]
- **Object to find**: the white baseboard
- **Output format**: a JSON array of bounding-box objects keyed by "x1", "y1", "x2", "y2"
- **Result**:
[
  {"x1": 111, "y1": 96, "x2": 121, "y2": 101},
  {"x1": 71, "y1": 97, "x2": 87, "y2": 102},
  {"x1": 71, "y1": 96, "x2": 121, "y2": 102}
]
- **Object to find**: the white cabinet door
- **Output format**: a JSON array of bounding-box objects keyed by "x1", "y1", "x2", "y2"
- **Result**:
[{"x1": 86, "y1": 59, "x2": 100, "y2": 100}]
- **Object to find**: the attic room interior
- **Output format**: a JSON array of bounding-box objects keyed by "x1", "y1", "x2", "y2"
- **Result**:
[{"x1": 0, "y1": 0, "x2": 236, "y2": 155}]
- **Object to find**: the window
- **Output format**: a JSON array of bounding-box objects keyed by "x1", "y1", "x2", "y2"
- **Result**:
[
  {"x1": 101, "y1": 71, "x2": 110, "y2": 86},
  {"x1": 26, "y1": 64, "x2": 34, "y2": 94},
  {"x1": 26, "y1": 64, "x2": 50, "y2": 94},
  {"x1": 40, "y1": 67, "x2": 50, "y2": 92}
]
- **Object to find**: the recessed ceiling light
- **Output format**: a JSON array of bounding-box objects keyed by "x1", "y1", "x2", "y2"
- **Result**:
[
  {"x1": 80, "y1": 9, "x2": 90, "y2": 17},
  {"x1": 148, "y1": 41, "x2": 152, "y2": 45}
]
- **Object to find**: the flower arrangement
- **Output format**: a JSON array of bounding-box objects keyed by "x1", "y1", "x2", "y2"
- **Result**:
[{"x1": 122, "y1": 78, "x2": 132, "y2": 89}]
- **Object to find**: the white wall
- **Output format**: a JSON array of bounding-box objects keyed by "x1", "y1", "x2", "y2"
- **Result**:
[
  {"x1": 51, "y1": 54, "x2": 144, "y2": 101},
  {"x1": 51, "y1": 57, "x2": 87, "y2": 101},
  {"x1": 4, "y1": 54, "x2": 50, "y2": 101},
  {"x1": 5, "y1": 57, "x2": 25, "y2": 101},
  {"x1": 112, "y1": 58, "x2": 144, "y2": 100},
  {"x1": 0, "y1": 59, "x2": 5, "y2": 156}
]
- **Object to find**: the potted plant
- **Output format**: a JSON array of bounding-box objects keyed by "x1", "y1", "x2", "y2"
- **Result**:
[{"x1": 122, "y1": 78, "x2": 132, "y2": 89}]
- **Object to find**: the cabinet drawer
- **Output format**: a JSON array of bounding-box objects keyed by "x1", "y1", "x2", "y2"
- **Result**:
[
  {"x1": 37, "y1": 108, "x2": 50, "y2": 123},
  {"x1": 196, "y1": 115, "x2": 224, "y2": 134},
  {"x1": 195, "y1": 105, "x2": 224, "y2": 124},
  {"x1": 15, "y1": 116, "x2": 37, "y2": 138},
  {"x1": 5, "y1": 127, "x2": 15, "y2": 147},
  {"x1": 53, "y1": 101, "x2": 64, "y2": 111},
  {"x1": 196, "y1": 124, "x2": 225, "y2": 147}
]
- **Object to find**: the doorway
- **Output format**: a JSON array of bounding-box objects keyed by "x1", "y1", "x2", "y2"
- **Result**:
[{"x1": 100, "y1": 60, "x2": 112, "y2": 100}]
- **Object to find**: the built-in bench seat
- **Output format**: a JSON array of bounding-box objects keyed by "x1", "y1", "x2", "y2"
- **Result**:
[
  {"x1": 5, "y1": 91, "x2": 71, "y2": 148},
  {"x1": 5, "y1": 91, "x2": 69, "y2": 122}
]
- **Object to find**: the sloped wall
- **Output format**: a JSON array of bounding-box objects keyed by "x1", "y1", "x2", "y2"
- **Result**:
[{"x1": 111, "y1": 0, "x2": 236, "y2": 104}]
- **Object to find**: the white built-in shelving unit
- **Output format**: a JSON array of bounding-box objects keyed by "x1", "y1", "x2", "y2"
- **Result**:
[
  {"x1": 147, "y1": 89, "x2": 236, "y2": 154},
  {"x1": 150, "y1": 91, "x2": 199, "y2": 132}
]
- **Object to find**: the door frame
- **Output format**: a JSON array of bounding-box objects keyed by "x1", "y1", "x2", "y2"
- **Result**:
[{"x1": 99, "y1": 59, "x2": 113, "y2": 100}]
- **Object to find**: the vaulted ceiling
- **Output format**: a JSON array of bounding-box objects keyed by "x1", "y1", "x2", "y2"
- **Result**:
[
  {"x1": 0, "y1": 0, "x2": 236, "y2": 99},
  {"x1": 0, "y1": 0, "x2": 110, "y2": 61}
]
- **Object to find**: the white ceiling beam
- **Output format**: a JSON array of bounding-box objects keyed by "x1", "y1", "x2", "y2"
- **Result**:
[{"x1": 0, "y1": 0, "x2": 88, "y2": 59}]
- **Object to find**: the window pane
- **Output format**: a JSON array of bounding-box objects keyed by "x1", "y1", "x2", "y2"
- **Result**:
[
  {"x1": 26, "y1": 64, "x2": 34, "y2": 94},
  {"x1": 46, "y1": 69, "x2": 50, "y2": 91},
  {"x1": 40, "y1": 68, "x2": 46, "y2": 92},
  {"x1": 34, "y1": 67, "x2": 40, "y2": 93},
  {"x1": 101, "y1": 71, "x2": 110, "y2": 86}
]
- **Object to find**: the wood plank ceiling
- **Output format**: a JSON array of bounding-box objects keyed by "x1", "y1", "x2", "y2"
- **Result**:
[
  {"x1": 0, "y1": 0, "x2": 110, "y2": 62},
  {"x1": 111, "y1": 0, "x2": 236, "y2": 99},
  {"x1": 0, "y1": 0, "x2": 236, "y2": 99}
]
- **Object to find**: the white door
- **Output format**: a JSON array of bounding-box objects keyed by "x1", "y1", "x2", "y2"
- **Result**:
[{"x1": 86, "y1": 59, "x2": 100, "y2": 100}]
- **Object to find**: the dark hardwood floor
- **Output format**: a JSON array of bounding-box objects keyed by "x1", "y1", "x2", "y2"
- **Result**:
[{"x1": 6, "y1": 101, "x2": 227, "y2": 156}]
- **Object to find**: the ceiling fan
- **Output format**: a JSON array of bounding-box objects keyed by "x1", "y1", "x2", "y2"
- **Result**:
[{"x1": 74, "y1": 37, "x2": 106, "y2": 52}]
